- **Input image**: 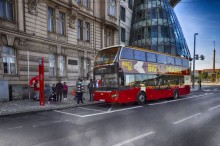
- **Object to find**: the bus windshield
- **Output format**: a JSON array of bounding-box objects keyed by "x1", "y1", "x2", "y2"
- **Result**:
[
  {"x1": 95, "y1": 47, "x2": 119, "y2": 65},
  {"x1": 94, "y1": 65, "x2": 118, "y2": 91}
]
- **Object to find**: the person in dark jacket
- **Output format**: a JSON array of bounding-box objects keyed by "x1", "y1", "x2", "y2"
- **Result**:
[
  {"x1": 56, "y1": 81, "x2": 63, "y2": 102},
  {"x1": 76, "y1": 78, "x2": 84, "y2": 105},
  {"x1": 63, "y1": 82, "x2": 68, "y2": 100},
  {"x1": 87, "y1": 79, "x2": 94, "y2": 101}
]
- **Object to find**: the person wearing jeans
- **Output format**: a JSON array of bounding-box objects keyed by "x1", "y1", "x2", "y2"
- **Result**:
[{"x1": 76, "y1": 78, "x2": 84, "y2": 105}]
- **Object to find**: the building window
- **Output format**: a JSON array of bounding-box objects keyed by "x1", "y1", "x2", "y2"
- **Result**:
[
  {"x1": 121, "y1": 27, "x2": 125, "y2": 42},
  {"x1": 76, "y1": 0, "x2": 81, "y2": 4},
  {"x1": 49, "y1": 54, "x2": 56, "y2": 76},
  {"x1": 0, "y1": 0, "x2": 14, "y2": 21},
  {"x1": 161, "y1": 26, "x2": 170, "y2": 38},
  {"x1": 128, "y1": 0, "x2": 132, "y2": 10},
  {"x1": 2, "y1": 46, "x2": 16, "y2": 74},
  {"x1": 77, "y1": 19, "x2": 83, "y2": 40},
  {"x1": 84, "y1": 0, "x2": 89, "y2": 8},
  {"x1": 120, "y1": 6, "x2": 125, "y2": 22},
  {"x1": 85, "y1": 22, "x2": 90, "y2": 41},
  {"x1": 105, "y1": 29, "x2": 113, "y2": 47},
  {"x1": 58, "y1": 55, "x2": 65, "y2": 76},
  {"x1": 151, "y1": 26, "x2": 158, "y2": 38},
  {"x1": 48, "y1": 7, "x2": 55, "y2": 32},
  {"x1": 109, "y1": 0, "x2": 115, "y2": 16},
  {"x1": 58, "y1": 12, "x2": 65, "y2": 35}
]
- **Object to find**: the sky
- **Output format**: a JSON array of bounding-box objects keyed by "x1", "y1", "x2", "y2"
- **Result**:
[{"x1": 174, "y1": 0, "x2": 220, "y2": 70}]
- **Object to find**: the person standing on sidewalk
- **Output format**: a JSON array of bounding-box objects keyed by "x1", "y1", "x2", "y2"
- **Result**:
[
  {"x1": 87, "y1": 79, "x2": 94, "y2": 101},
  {"x1": 76, "y1": 78, "x2": 84, "y2": 105},
  {"x1": 56, "y1": 81, "x2": 63, "y2": 102},
  {"x1": 198, "y1": 79, "x2": 202, "y2": 90},
  {"x1": 63, "y1": 82, "x2": 68, "y2": 100},
  {"x1": 33, "y1": 81, "x2": 40, "y2": 101}
]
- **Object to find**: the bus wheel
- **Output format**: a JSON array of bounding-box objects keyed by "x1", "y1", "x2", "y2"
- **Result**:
[
  {"x1": 173, "y1": 89, "x2": 179, "y2": 99},
  {"x1": 137, "y1": 92, "x2": 146, "y2": 105}
]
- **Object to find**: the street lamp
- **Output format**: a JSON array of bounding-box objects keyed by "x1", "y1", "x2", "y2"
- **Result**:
[
  {"x1": 192, "y1": 33, "x2": 198, "y2": 89},
  {"x1": 213, "y1": 41, "x2": 216, "y2": 82}
]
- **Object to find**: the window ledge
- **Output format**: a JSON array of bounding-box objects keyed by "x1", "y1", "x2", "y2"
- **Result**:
[
  {"x1": 3, "y1": 74, "x2": 19, "y2": 77},
  {"x1": 0, "y1": 18, "x2": 17, "y2": 30}
]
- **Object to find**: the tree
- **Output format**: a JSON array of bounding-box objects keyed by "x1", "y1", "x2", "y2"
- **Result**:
[{"x1": 201, "y1": 71, "x2": 208, "y2": 80}]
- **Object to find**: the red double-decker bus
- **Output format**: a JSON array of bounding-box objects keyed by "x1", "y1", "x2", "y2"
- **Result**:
[{"x1": 93, "y1": 45, "x2": 191, "y2": 104}]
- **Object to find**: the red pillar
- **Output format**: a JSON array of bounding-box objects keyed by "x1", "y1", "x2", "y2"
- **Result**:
[{"x1": 39, "y1": 58, "x2": 45, "y2": 106}]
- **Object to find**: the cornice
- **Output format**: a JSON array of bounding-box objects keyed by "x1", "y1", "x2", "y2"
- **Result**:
[{"x1": 0, "y1": 28, "x2": 94, "y2": 53}]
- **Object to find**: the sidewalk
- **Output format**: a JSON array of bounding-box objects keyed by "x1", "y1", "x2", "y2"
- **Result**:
[{"x1": 0, "y1": 92, "x2": 101, "y2": 116}]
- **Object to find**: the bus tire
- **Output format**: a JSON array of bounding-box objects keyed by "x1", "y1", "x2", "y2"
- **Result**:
[
  {"x1": 137, "y1": 92, "x2": 146, "y2": 105},
  {"x1": 173, "y1": 89, "x2": 179, "y2": 99}
]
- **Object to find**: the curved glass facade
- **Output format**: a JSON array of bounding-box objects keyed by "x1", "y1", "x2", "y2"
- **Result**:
[{"x1": 129, "y1": 0, "x2": 191, "y2": 58}]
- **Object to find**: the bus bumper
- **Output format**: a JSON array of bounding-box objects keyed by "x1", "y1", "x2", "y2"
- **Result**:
[{"x1": 93, "y1": 91, "x2": 119, "y2": 103}]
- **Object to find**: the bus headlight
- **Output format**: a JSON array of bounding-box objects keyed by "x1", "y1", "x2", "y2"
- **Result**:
[{"x1": 111, "y1": 93, "x2": 119, "y2": 98}]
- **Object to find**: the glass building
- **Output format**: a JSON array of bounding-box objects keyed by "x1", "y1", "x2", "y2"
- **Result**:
[{"x1": 129, "y1": 0, "x2": 191, "y2": 58}]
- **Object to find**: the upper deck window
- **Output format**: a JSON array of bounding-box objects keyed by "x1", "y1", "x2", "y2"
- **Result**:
[
  {"x1": 134, "y1": 50, "x2": 146, "y2": 61},
  {"x1": 175, "y1": 58, "x2": 182, "y2": 66},
  {"x1": 146, "y1": 52, "x2": 157, "y2": 62},
  {"x1": 157, "y1": 54, "x2": 167, "y2": 64},
  {"x1": 167, "y1": 56, "x2": 175, "y2": 65},
  {"x1": 121, "y1": 48, "x2": 134, "y2": 60},
  {"x1": 182, "y1": 59, "x2": 189, "y2": 67}
]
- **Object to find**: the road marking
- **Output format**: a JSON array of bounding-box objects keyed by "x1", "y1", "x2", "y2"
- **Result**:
[
  {"x1": 173, "y1": 113, "x2": 202, "y2": 125},
  {"x1": 54, "y1": 110, "x2": 84, "y2": 117},
  {"x1": 108, "y1": 106, "x2": 113, "y2": 112},
  {"x1": 208, "y1": 105, "x2": 220, "y2": 111},
  {"x1": 8, "y1": 126, "x2": 23, "y2": 130},
  {"x1": 32, "y1": 120, "x2": 63, "y2": 127},
  {"x1": 81, "y1": 106, "x2": 143, "y2": 118},
  {"x1": 148, "y1": 93, "x2": 213, "y2": 106},
  {"x1": 54, "y1": 106, "x2": 143, "y2": 118},
  {"x1": 112, "y1": 131, "x2": 155, "y2": 146},
  {"x1": 78, "y1": 107, "x2": 104, "y2": 112}
]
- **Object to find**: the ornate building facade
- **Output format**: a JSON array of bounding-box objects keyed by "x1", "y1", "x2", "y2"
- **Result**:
[{"x1": 0, "y1": 0, "x2": 120, "y2": 100}]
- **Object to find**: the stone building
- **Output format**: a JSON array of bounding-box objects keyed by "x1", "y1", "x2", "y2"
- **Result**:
[{"x1": 0, "y1": 0, "x2": 120, "y2": 100}]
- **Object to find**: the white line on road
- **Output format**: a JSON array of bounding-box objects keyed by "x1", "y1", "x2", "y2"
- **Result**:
[
  {"x1": 54, "y1": 106, "x2": 143, "y2": 118},
  {"x1": 78, "y1": 107, "x2": 105, "y2": 112},
  {"x1": 81, "y1": 106, "x2": 143, "y2": 118},
  {"x1": 208, "y1": 105, "x2": 220, "y2": 111},
  {"x1": 54, "y1": 110, "x2": 84, "y2": 117},
  {"x1": 173, "y1": 113, "x2": 202, "y2": 125},
  {"x1": 148, "y1": 93, "x2": 213, "y2": 106},
  {"x1": 108, "y1": 106, "x2": 113, "y2": 112},
  {"x1": 8, "y1": 126, "x2": 23, "y2": 130},
  {"x1": 112, "y1": 131, "x2": 155, "y2": 146}
]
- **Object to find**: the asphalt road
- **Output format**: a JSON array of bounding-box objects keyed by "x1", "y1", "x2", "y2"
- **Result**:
[{"x1": 0, "y1": 86, "x2": 220, "y2": 146}]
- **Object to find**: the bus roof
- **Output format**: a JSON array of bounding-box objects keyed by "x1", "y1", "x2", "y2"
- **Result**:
[{"x1": 100, "y1": 45, "x2": 125, "y2": 51}]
